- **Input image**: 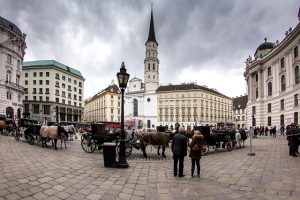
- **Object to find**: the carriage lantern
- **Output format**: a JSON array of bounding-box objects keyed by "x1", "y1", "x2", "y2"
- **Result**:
[{"x1": 116, "y1": 62, "x2": 130, "y2": 168}]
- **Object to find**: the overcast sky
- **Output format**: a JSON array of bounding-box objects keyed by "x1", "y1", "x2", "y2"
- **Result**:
[{"x1": 1, "y1": 0, "x2": 299, "y2": 99}]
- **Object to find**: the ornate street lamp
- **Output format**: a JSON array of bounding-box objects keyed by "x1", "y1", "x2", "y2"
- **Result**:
[{"x1": 116, "y1": 62, "x2": 130, "y2": 168}]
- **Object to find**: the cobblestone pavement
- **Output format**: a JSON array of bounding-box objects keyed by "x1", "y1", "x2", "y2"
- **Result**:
[{"x1": 0, "y1": 134, "x2": 299, "y2": 200}]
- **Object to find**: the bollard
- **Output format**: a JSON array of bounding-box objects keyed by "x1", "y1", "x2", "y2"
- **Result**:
[{"x1": 248, "y1": 126, "x2": 255, "y2": 156}]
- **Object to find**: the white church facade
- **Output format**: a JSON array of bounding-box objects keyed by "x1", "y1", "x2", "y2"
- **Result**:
[{"x1": 124, "y1": 9, "x2": 159, "y2": 130}]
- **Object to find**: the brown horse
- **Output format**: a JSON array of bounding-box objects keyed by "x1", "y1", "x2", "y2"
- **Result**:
[{"x1": 139, "y1": 131, "x2": 170, "y2": 158}]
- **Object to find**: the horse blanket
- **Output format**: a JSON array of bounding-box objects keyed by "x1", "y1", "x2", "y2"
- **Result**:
[
  {"x1": 140, "y1": 131, "x2": 170, "y2": 146},
  {"x1": 40, "y1": 126, "x2": 58, "y2": 139}
]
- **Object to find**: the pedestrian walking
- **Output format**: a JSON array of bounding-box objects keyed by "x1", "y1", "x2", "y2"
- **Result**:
[
  {"x1": 189, "y1": 130, "x2": 204, "y2": 178},
  {"x1": 280, "y1": 125, "x2": 285, "y2": 136},
  {"x1": 286, "y1": 123, "x2": 299, "y2": 157},
  {"x1": 171, "y1": 127, "x2": 187, "y2": 177},
  {"x1": 264, "y1": 126, "x2": 269, "y2": 136}
]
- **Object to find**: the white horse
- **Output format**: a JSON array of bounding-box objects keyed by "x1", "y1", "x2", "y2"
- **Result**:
[{"x1": 235, "y1": 131, "x2": 244, "y2": 148}]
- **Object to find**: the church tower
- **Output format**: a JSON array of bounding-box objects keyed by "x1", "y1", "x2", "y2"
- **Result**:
[{"x1": 144, "y1": 8, "x2": 159, "y2": 91}]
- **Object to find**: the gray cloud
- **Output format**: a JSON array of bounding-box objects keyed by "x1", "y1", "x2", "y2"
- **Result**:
[{"x1": 0, "y1": 0, "x2": 299, "y2": 98}]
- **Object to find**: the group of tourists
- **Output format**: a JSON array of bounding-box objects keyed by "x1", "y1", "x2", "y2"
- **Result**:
[
  {"x1": 253, "y1": 126, "x2": 277, "y2": 138},
  {"x1": 171, "y1": 125, "x2": 204, "y2": 178}
]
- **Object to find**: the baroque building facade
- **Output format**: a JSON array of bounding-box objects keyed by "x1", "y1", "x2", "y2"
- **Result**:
[
  {"x1": 22, "y1": 60, "x2": 85, "y2": 122},
  {"x1": 244, "y1": 24, "x2": 300, "y2": 127},
  {"x1": 83, "y1": 82, "x2": 120, "y2": 122},
  {"x1": 124, "y1": 9, "x2": 159, "y2": 129},
  {"x1": 156, "y1": 84, "x2": 233, "y2": 128},
  {"x1": 0, "y1": 16, "x2": 26, "y2": 119},
  {"x1": 232, "y1": 95, "x2": 248, "y2": 129}
]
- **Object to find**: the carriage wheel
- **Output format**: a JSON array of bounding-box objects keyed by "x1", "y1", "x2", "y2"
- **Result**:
[
  {"x1": 28, "y1": 135, "x2": 35, "y2": 145},
  {"x1": 14, "y1": 130, "x2": 20, "y2": 141},
  {"x1": 116, "y1": 142, "x2": 133, "y2": 158},
  {"x1": 226, "y1": 141, "x2": 233, "y2": 151},
  {"x1": 81, "y1": 138, "x2": 96, "y2": 153}
]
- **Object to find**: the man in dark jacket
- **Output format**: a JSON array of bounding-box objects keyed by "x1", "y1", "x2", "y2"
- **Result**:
[
  {"x1": 286, "y1": 123, "x2": 299, "y2": 157},
  {"x1": 172, "y1": 127, "x2": 187, "y2": 177}
]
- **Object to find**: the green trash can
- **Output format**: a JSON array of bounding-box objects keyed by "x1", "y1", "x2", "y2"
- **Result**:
[{"x1": 102, "y1": 143, "x2": 116, "y2": 167}]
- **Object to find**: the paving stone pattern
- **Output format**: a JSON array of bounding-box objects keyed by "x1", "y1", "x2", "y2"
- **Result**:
[{"x1": 0, "y1": 134, "x2": 299, "y2": 200}]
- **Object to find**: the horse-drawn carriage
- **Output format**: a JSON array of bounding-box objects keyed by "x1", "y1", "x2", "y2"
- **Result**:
[
  {"x1": 81, "y1": 123, "x2": 119, "y2": 153},
  {"x1": 194, "y1": 125, "x2": 233, "y2": 154},
  {"x1": 0, "y1": 114, "x2": 18, "y2": 136}
]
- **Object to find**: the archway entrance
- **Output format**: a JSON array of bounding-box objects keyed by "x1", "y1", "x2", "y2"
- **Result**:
[{"x1": 6, "y1": 107, "x2": 14, "y2": 119}]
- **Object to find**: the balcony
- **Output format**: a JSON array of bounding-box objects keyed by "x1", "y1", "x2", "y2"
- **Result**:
[{"x1": 0, "y1": 80, "x2": 25, "y2": 92}]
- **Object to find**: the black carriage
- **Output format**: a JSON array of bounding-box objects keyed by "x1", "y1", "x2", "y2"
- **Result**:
[
  {"x1": 23, "y1": 124, "x2": 42, "y2": 145},
  {"x1": 81, "y1": 123, "x2": 119, "y2": 153},
  {"x1": 194, "y1": 126, "x2": 233, "y2": 154},
  {"x1": 14, "y1": 118, "x2": 38, "y2": 141}
]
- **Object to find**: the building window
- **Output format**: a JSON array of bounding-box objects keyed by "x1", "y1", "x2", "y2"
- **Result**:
[
  {"x1": 280, "y1": 57, "x2": 285, "y2": 68},
  {"x1": 6, "y1": 92, "x2": 11, "y2": 100},
  {"x1": 111, "y1": 108, "x2": 113, "y2": 114},
  {"x1": 295, "y1": 66, "x2": 300, "y2": 84},
  {"x1": 62, "y1": 83, "x2": 65, "y2": 88},
  {"x1": 55, "y1": 90, "x2": 59, "y2": 96},
  {"x1": 62, "y1": 76, "x2": 65, "y2": 81},
  {"x1": 148, "y1": 63, "x2": 150, "y2": 70},
  {"x1": 294, "y1": 112, "x2": 298, "y2": 125},
  {"x1": 16, "y1": 75, "x2": 20, "y2": 86},
  {"x1": 255, "y1": 87, "x2": 258, "y2": 99},
  {"x1": 24, "y1": 88, "x2": 28, "y2": 94},
  {"x1": 39, "y1": 96, "x2": 43, "y2": 101},
  {"x1": 295, "y1": 94, "x2": 299, "y2": 107},
  {"x1": 39, "y1": 72, "x2": 43, "y2": 77},
  {"x1": 55, "y1": 73, "x2": 60, "y2": 79},
  {"x1": 33, "y1": 88, "x2": 37, "y2": 94},
  {"x1": 33, "y1": 96, "x2": 36, "y2": 101},
  {"x1": 25, "y1": 96, "x2": 28, "y2": 100},
  {"x1": 294, "y1": 46, "x2": 298, "y2": 58},
  {"x1": 46, "y1": 96, "x2": 49, "y2": 101},
  {"x1": 46, "y1": 72, "x2": 50, "y2": 77},
  {"x1": 68, "y1": 78, "x2": 71, "y2": 83},
  {"x1": 280, "y1": 99, "x2": 284, "y2": 110},
  {"x1": 267, "y1": 116, "x2": 271, "y2": 126},
  {"x1": 268, "y1": 82, "x2": 272, "y2": 96},
  {"x1": 268, "y1": 103, "x2": 271, "y2": 113},
  {"x1": 33, "y1": 80, "x2": 36, "y2": 85},
  {"x1": 46, "y1": 88, "x2": 49, "y2": 94},
  {"x1": 46, "y1": 80, "x2": 49, "y2": 85},
  {"x1": 56, "y1": 98, "x2": 59, "y2": 103},
  {"x1": 6, "y1": 70, "x2": 11, "y2": 83},
  {"x1": 62, "y1": 99, "x2": 65, "y2": 104},
  {"x1": 252, "y1": 106, "x2": 256, "y2": 115},
  {"x1": 39, "y1": 80, "x2": 43, "y2": 85},
  {"x1": 255, "y1": 74, "x2": 258, "y2": 82},
  {"x1": 33, "y1": 104, "x2": 39, "y2": 114},
  {"x1": 280, "y1": 114, "x2": 284, "y2": 125},
  {"x1": 33, "y1": 72, "x2": 36, "y2": 77},
  {"x1": 25, "y1": 73, "x2": 28, "y2": 77},
  {"x1": 43, "y1": 105, "x2": 50, "y2": 114},
  {"x1": 267, "y1": 67, "x2": 271, "y2": 76},
  {"x1": 153, "y1": 63, "x2": 155, "y2": 71},
  {"x1": 133, "y1": 99, "x2": 138, "y2": 116},
  {"x1": 281, "y1": 75, "x2": 286, "y2": 91},
  {"x1": 6, "y1": 54, "x2": 12, "y2": 64},
  {"x1": 39, "y1": 88, "x2": 43, "y2": 94}
]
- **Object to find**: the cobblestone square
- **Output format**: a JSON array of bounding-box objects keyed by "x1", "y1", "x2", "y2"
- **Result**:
[{"x1": 0, "y1": 134, "x2": 299, "y2": 199}]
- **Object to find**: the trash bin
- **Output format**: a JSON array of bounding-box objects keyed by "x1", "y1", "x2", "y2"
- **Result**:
[{"x1": 102, "y1": 142, "x2": 116, "y2": 167}]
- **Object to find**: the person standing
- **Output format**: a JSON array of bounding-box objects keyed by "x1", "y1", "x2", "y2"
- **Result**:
[
  {"x1": 172, "y1": 127, "x2": 187, "y2": 177},
  {"x1": 189, "y1": 130, "x2": 203, "y2": 177},
  {"x1": 286, "y1": 123, "x2": 299, "y2": 157}
]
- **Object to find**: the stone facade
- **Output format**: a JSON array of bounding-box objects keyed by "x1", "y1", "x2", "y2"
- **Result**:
[
  {"x1": 244, "y1": 24, "x2": 300, "y2": 127},
  {"x1": 83, "y1": 82, "x2": 120, "y2": 122},
  {"x1": 156, "y1": 84, "x2": 233, "y2": 128},
  {"x1": 0, "y1": 16, "x2": 26, "y2": 119},
  {"x1": 232, "y1": 95, "x2": 248, "y2": 129},
  {"x1": 22, "y1": 60, "x2": 84, "y2": 122}
]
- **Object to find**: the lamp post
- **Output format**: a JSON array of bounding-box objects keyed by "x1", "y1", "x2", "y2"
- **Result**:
[{"x1": 116, "y1": 62, "x2": 130, "y2": 168}]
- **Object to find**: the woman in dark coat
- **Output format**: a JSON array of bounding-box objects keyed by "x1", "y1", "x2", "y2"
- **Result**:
[{"x1": 189, "y1": 130, "x2": 204, "y2": 177}]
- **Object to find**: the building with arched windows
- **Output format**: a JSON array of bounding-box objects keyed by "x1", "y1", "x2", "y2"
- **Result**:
[
  {"x1": 244, "y1": 24, "x2": 300, "y2": 127},
  {"x1": 0, "y1": 16, "x2": 26, "y2": 119}
]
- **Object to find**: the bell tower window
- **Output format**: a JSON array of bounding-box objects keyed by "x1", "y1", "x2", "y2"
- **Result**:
[
  {"x1": 148, "y1": 63, "x2": 150, "y2": 70},
  {"x1": 153, "y1": 63, "x2": 155, "y2": 70}
]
